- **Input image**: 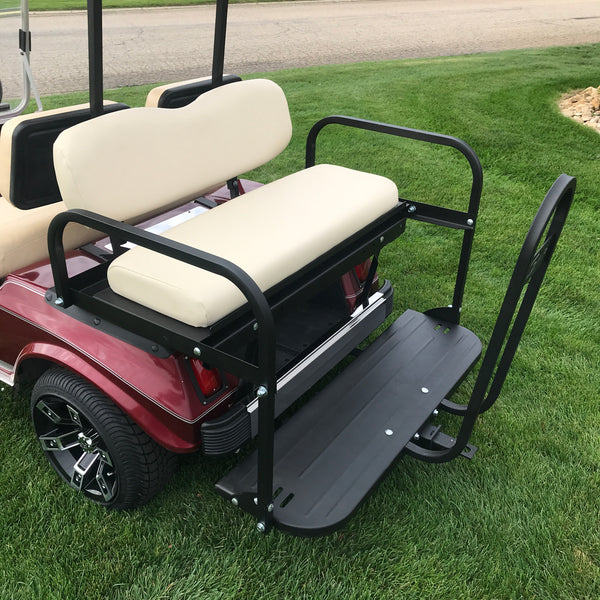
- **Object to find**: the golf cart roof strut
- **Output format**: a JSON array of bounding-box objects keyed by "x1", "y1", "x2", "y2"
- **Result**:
[
  {"x1": 88, "y1": 0, "x2": 103, "y2": 118},
  {"x1": 212, "y1": 0, "x2": 229, "y2": 88},
  {"x1": 86, "y1": 0, "x2": 230, "y2": 118}
]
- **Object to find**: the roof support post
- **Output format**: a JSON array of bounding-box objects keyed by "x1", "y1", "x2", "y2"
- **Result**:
[
  {"x1": 212, "y1": 0, "x2": 229, "y2": 87},
  {"x1": 87, "y1": 0, "x2": 103, "y2": 117}
]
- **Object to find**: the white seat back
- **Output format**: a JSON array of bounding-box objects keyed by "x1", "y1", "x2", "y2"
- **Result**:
[
  {"x1": 0, "y1": 103, "x2": 121, "y2": 277},
  {"x1": 54, "y1": 79, "x2": 293, "y2": 223}
]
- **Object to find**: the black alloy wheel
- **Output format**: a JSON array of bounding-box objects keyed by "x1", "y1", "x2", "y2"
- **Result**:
[{"x1": 31, "y1": 366, "x2": 176, "y2": 509}]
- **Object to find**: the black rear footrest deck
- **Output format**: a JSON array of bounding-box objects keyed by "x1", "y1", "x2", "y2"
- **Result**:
[{"x1": 216, "y1": 309, "x2": 481, "y2": 536}]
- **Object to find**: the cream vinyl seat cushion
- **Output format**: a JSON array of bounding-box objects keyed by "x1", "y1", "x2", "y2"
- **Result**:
[
  {"x1": 145, "y1": 76, "x2": 213, "y2": 107},
  {"x1": 0, "y1": 198, "x2": 64, "y2": 277},
  {"x1": 0, "y1": 197, "x2": 96, "y2": 278},
  {"x1": 107, "y1": 164, "x2": 399, "y2": 328},
  {"x1": 0, "y1": 101, "x2": 125, "y2": 277},
  {"x1": 54, "y1": 79, "x2": 292, "y2": 224}
]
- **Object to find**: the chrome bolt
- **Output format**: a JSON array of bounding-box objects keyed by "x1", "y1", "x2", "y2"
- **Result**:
[
  {"x1": 231, "y1": 497, "x2": 239, "y2": 507},
  {"x1": 385, "y1": 429, "x2": 394, "y2": 436},
  {"x1": 467, "y1": 218, "x2": 474, "y2": 226},
  {"x1": 433, "y1": 409, "x2": 439, "y2": 416},
  {"x1": 77, "y1": 432, "x2": 94, "y2": 452},
  {"x1": 54, "y1": 297, "x2": 64, "y2": 306},
  {"x1": 193, "y1": 347, "x2": 201, "y2": 357},
  {"x1": 379, "y1": 236, "x2": 385, "y2": 243},
  {"x1": 408, "y1": 205, "x2": 416, "y2": 213},
  {"x1": 254, "y1": 497, "x2": 259, "y2": 505},
  {"x1": 267, "y1": 503, "x2": 274, "y2": 513},
  {"x1": 256, "y1": 522, "x2": 266, "y2": 533},
  {"x1": 413, "y1": 433, "x2": 421, "y2": 441},
  {"x1": 421, "y1": 387, "x2": 429, "y2": 394},
  {"x1": 256, "y1": 386, "x2": 268, "y2": 397},
  {"x1": 253, "y1": 322, "x2": 259, "y2": 331}
]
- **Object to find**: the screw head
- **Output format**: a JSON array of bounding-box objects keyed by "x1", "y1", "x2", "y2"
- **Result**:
[
  {"x1": 256, "y1": 522, "x2": 266, "y2": 533},
  {"x1": 433, "y1": 409, "x2": 439, "y2": 416},
  {"x1": 54, "y1": 297, "x2": 64, "y2": 306},
  {"x1": 253, "y1": 322, "x2": 259, "y2": 331},
  {"x1": 421, "y1": 387, "x2": 429, "y2": 394},
  {"x1": 385, "y1": 429, "x2": 394, "y2": 436},
  {"x1": 256, "y1": 386, "x2": 268, "y2": 398},
  {"x1": 408, "y1": 205, "x2": 416, "y2": 213},
  {"x1": 231, "y1": 497, "x2": 239, "y2": 507},
  {"x1": 193, "y1": 347, "x2": 202, "y2": 357},
  {"x1": 467, "y1": 218, "x2": 474, "y2": 226},
  {"x1": 413, "y1": 433, "x2": 421, "y2": 441},
  {"x1": 267, "y1": 503, "x2": 274, "y2": 513}
]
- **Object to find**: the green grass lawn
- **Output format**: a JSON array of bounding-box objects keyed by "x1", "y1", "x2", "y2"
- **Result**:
[{"x1": 1, "y1": 44, "x2": 599, "y2": 599}]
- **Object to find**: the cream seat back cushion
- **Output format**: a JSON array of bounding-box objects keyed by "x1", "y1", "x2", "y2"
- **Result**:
[
  {"x1": 54, "y1": 79, "x2": 293, "y2": 223},
  {"x1": 0, "y1": 104, "x2": 113, "y2": 278},
  {"x1": 0, "y1": 103, "x2": 91, "y2": 206},
  {"x1": 145, "y1": 76, "x2": 213, "y2": 107}
]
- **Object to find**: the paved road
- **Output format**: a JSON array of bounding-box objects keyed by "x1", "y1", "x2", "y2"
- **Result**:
[{"x1": 1, "y1": 0, "x2": 600, "y2": 96}]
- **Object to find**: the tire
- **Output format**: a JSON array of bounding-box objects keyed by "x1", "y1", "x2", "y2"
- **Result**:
[{"x1": 31, "y1": 366, "x2": 177, "y2": 509}]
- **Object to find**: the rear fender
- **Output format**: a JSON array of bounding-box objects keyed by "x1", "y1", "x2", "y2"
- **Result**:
[{"x1": 15, "y1": 341, "x2": 198, "y2": 452}]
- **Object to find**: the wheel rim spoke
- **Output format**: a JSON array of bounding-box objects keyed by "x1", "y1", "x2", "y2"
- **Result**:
[
  {"x1": 67, "y1": 405, "x2": 82, "y2": 427},
  {"x1": 39, "y1": 429, "x2": 81, "y2": 451},
  {"x1": 70, "y1": 452, "x2": 100, "y2": 492},
  {"x1": 36, "y1": 400, "x2": 63, "y2": 424},
  {"x1": 95, "y1": 461, "x2": 116, "y2": 502},
  {"x1": 96, "y1": 448, "x2": 114, "y2": 468}
]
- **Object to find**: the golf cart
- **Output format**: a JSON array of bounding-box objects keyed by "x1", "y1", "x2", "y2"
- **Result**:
[
  {"x1": 0, "y1": 0, "x2": 42, "y2": 122},
  {"x1": 0, "y1": 0, "x2": 575, "y2": 536}
]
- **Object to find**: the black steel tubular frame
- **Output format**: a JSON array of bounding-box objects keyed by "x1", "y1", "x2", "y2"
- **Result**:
[
  {"x1": 212, "y1": 0, "x2": 228, "y2": 87},
  {"x1": 405, "y1": 174, "x2": 576, "y2": 463},
  {"x1": 87, "y1": 0, "x2": 103, "y2": 118},
  {"x1": 306, "y1": 116, "x2": 483, "y2": 323},
  {"x1": 87, "y1": 0, "x2": 230, "y2": 115},
  {"x1": 48, "y1": 208, "x2": 278, "y2": 528}
]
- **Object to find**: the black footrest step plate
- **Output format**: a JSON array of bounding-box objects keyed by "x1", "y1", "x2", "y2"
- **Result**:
[{"x1": 216, "y1": 309, "x2": 481, "y2": 536}]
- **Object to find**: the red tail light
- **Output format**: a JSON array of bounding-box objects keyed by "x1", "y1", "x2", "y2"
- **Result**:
[
  {"x1": 353, "y1": 259, "x2": 372, "y2": 283},
  {"x1": 191, "y1": 361, "x2": 223, "y2": 397}
]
